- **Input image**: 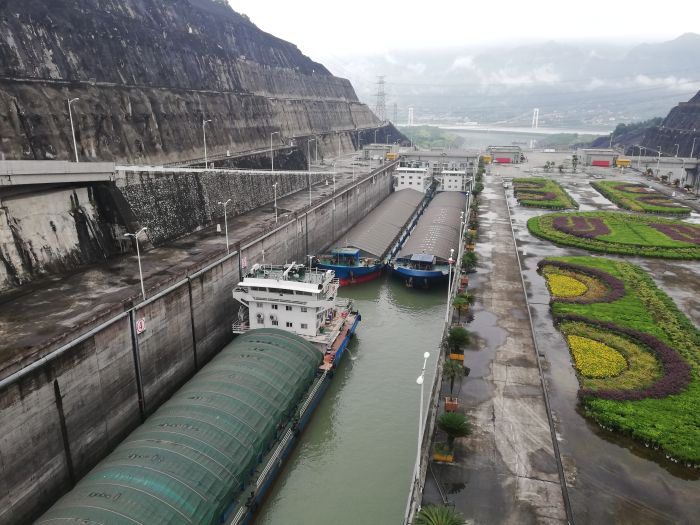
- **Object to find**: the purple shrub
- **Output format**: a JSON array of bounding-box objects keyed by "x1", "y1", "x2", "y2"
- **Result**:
[
  {"x1": 614, "y1": 184, "x2": 653, "y2": 194},
  {"x1": 636, "y1": 195, "x2": 687, "y2": 209},
  {"x1": 558, "y1": 315, "x2": 692, "y2": 401},
  {"x1": 537, "y1": 259, "x2": 626, "y2": 304},
  {"x1": 650, "y1": 223, "x2": 700, "y2": 245},
  {"x1": 552, "y1": 216, "x2": 611, "y2": 238}
]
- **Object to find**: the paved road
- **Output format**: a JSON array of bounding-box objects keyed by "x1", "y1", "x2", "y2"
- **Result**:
[
  {"x1": 0, "y1": 155, "x2": 383, "y2": 376},
  {"x1": 422, "y1": 173, "x2": 568, "y2": 523}
]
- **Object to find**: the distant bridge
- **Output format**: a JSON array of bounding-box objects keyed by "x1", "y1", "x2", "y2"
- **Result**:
[{"x1": 0, "y1": 160, "x2": 115, "y2": 186}]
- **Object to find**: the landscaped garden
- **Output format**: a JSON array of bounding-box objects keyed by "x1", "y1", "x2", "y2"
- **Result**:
[
  {"x1": 591, "y1": 180, "x2": 691, "y2": 215},
  {"x1": 539, "y1": 256, "x2": 700, "y2": 465},
  {"x1": 527, "y1": 211, "x2": 700, "y2": 259},
  {"x1": 512, "y1": 177, "x2": 578, "y2": 209}
]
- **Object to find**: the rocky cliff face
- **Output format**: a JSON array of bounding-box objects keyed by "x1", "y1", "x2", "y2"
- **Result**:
[
  {"x1": 639, "y1": 91, "x2": 700, "y2": 157},
  {"x1": 0, "y1": 0, "x2": 378, "y2": 163}
]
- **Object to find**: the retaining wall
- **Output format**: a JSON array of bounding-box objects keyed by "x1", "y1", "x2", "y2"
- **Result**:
[{"x1": 0, "y1": 163, "x2": 394, "y2": 524}]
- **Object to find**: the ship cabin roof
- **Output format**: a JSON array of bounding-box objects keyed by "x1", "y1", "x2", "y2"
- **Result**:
[
  {"x1": 332, "y1": 247, "x2": 361, "y2": 258},
  {"x1": 410, "y1": 253, "x2": 435, "y2": 264}
]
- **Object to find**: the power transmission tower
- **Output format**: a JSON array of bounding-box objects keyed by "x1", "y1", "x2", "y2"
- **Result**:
[
  {"x1": 531, "y1": 108, "x2": 539, "y2": 129},
  {"x1": 408, "y1": 107, "x2": 414, "y2": 126},
  {"x1": 392, "y1": 102, "x2": 398, "y2": 123},
  {"x1": 374, "y1": 76, "x2": 386, "y2": 122}
]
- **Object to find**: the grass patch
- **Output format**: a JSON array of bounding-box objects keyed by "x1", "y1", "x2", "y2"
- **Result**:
[
  {"x1": 528, "y1": 212, "x2": 700, "y2": 259},
  {"x1": 540, "y1": 256, "x2": 700, "y2": 465},
  {"x1": 513, "y1": 177, "x2": 578, "y2": 209},
  {"x1": 591, "y1": 180, "x2": 690, "y2": 215}
]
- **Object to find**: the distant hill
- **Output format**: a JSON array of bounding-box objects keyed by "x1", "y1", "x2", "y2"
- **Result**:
[{"x1": 327, "y1": 34, "x2": 700, "y2": 129}]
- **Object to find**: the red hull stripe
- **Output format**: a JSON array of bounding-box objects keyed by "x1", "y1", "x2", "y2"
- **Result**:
[{"x1": 339, "y1": 269, "x2": 382, "y2": 286}]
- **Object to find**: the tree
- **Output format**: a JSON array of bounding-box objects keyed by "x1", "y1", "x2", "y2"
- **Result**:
[
  {"x1": 558, "y1": 164, "x2": 564, "y2": 174},
  {"x1": 447, "y1": 326, "x2": 470, "y2": 351},
  {"x1": 437, "y1": 412, "x2": 471, "y2": 448},
  {"x1": 462, "y1": 251, "x2": 477, "y2": 272},
  {"x1": 452, "y1": 292, "x2": 474, "y2": 321},
  {"x1": 443, "y1": 359, "x2": 465, "y2": 396},
  {"x1": 415, "y1": 505, "x2": 465, "y2": 525}
]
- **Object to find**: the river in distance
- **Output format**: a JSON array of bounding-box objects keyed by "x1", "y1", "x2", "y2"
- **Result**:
[{"x1": 254, "y1": 276, "x2": 447, "y2": 525}]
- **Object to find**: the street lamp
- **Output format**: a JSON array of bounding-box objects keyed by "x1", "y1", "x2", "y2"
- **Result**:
[
  {"x1": 218, "y1": 199, "x2": 232, "y2": 253},
  {"x1": 657, "y1": 146, "x2": 662, "y2": 176},
  {"x1": 374, "y1": 129, "x2": 379, "y2": 144},
  {"x1": 691, "y1": 135, "x2": 697, "y2": 158},
  {"x1": 203, "y1": 119, "x2": 212, "y2": 169},
  {"x1": 674, "y1": 144, "x2": 680, "y2": 157},
  {"x1": 272, "y1": 183, "x2": 278, "y2": 223},
  {"x1": 68, "y1": 97, "x2": 80, "y2": 163},
  {"x1": 414, "y1": 351, "x2": 430, "y2": 496},
  {"x1": 307, "y1": 137, "x2": 317, "y2": 205},
  {"x1": 445, "y1": 248, "x2": 455, "y2": 324},
  {"x1": 270, "y1": 131, "x2": 280, "y2": 172},
  {"x1": 124, "y1": 227, "x2": 148, "y2": 301}
]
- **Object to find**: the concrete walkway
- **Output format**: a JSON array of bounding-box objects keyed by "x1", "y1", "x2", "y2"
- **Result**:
[
  {"x1": 422, "y1": 174, "x2": 568, "y2": 523},
  {"x1": 0, "y1": 155, "x2": 382, "y2": 374}
]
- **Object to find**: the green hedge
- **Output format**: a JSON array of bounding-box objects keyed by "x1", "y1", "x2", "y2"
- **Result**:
[
  {"x1": 513, "y1": 177, "x2": 578, "y2": 210},
  {"x1": 527, "y1": 212, "x2": 700, "y2": 260},
  {"x1": 541, "y1": 256, "x2": 700, "y2": 464},
  {"x1": 591, "y1": 180, "x2": 690, "y2": 215}
]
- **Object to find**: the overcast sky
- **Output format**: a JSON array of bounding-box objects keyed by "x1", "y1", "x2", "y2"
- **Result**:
[{"x1": 229, "y1": 0, "x2": 694, "y2": 60}]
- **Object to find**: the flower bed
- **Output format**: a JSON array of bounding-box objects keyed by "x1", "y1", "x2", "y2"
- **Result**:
[
  {"x1": 546, "y1": 274, "x2": 587, "y2": 298},
  {"x1": 649, "y1": 223, "x2": 700, "y2": 245},
  {"x1": 592, "y1": 180, "x2": 690, "y2": 215},
  {"x1": 552, "y1": 215, "x2": 610, "y2": 238},
  {"x1": 528, "y1": 212, "x2": 700, "y2": 259},
  {"x1": 568, "y1": 334, "x2": 627, "y2": 378},
  {"x1": 537, "y1": 259, "x2": 626, "y2": 303},
  {"x1": 539, "y1": 256, "x2": 700, "y2": 464},
  {"x1": 512, "y1": 178, "x2": 578, "y2": 209}
]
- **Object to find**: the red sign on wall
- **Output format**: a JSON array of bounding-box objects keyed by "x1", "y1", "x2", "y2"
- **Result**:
[
  {"x1": 591, "y1": 160, "x2": 611, "y2": 167},
  {"x1": 136, "y1": 318, "x2": 146, "y2": 334}
]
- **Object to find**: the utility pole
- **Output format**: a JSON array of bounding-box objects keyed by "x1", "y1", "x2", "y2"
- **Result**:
[
  {"x1": 374, "y1": 76, "x2": 386, "y2": 122},
  {"x1": 68, "y1": 98, "x2": 80, "y2": 162}
]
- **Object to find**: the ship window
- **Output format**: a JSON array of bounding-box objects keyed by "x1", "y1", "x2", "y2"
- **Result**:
[
  {"x1": 301, "y1": 307, "x2": 308, "y2": 312},
  {"x1": 257, "y1": 317, "x2": 264, "y2": 324},
  {"x1": 286, "y1": 322, "x2": 293, "y2": 328},
  {"x1": 256, "y1": 302, "x2": 263, "y2": 307},
  {"x1": 271, "y1": 320, "x2": 279, "y2": 326},
  {"x1": 272, "y1": 304, "x2": 278, "y2": 310},
  {"x1": 301, "y1": 323, "x2": 308, "y2": 329},
  {"x1": 285, "y1": 305, "x2": 293, "y2": 311}
]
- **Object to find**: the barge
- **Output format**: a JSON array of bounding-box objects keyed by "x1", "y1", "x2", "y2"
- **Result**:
[
  {"x1": 315, "y1": 188, "x2": 425, "y2": 285},
  {"x1": 38, "y1": 263, "x2": 359, "y2": 525},
  {"x1": 391, "y1": 191, "x2": 468, "y2": 288}
]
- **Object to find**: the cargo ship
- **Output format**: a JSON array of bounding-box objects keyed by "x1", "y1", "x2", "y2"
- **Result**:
[
  {"x1": 37, "y1": 263, "x2": 360, "y2": 525},
  {"x1": 315, "y1": 189, "x2": 425, "y2": 285},
  {"x1": 391, "y1": 191, "x2": 468, "y2": 288}
]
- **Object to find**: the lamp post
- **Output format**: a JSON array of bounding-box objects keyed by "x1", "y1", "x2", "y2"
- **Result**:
[
  {"x1": 202, "y1": 119, "x2": 212, "y2": 169},
  {"x1": 307, "y1": 138, "x2": 317, "y2": 206},
  {"x1": 374, "y1": 129, "x2": 378, "y2": 144},
  {"x1": 691, "y1": 135, "x2": 697, "y2": 158},
  {"x1": 68, "y1": 97, "x2": 80, "y2": 162},
  {"x1": 674, "y1": 144, "x2": 680, "y2": 157},
  {"x1": 415, "y1": 351, "x2": 430, "y2": 497},
  {"x1": 270, "y1": 131, "x2": 280, "y2": 172},
  {"x1": 124, "y1": 227, "x2": 148, "y2": 301},
  {"x1": 636, "y1": 145, "x2": 644, "y2": 169},
  {"x1": 657, "y1": 146, "x2": 662, "y2": 176},
  {"x1": 272, "y1": 183, "x2": 278, "y2": 223},
  {"x1": 218, "y1": 199, "x2": 232, "y2": 253},
  {"x1": 445, "y1": 248, "x2": 455, "y2": 324}
]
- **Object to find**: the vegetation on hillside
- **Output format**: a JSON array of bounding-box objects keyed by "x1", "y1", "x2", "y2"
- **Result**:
[{"x1": 397, "y1": 125, "x2": 465, "y2": 149}]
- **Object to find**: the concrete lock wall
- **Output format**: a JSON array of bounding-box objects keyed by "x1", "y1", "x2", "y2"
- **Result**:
[{"x1": 0, "y1": 164, "x2": 394, "y2": 524}]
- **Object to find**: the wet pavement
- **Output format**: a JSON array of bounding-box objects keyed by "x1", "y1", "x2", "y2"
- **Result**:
[
  {"x1": 490, "y1": 152, "x2": 700, "y2": 524},
  {"x1": 0, "y1": 154, "x2": 381, "y2": 376},
  {"x1": 422, "y1": 172, "x2": 568, "y2": 523}
]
